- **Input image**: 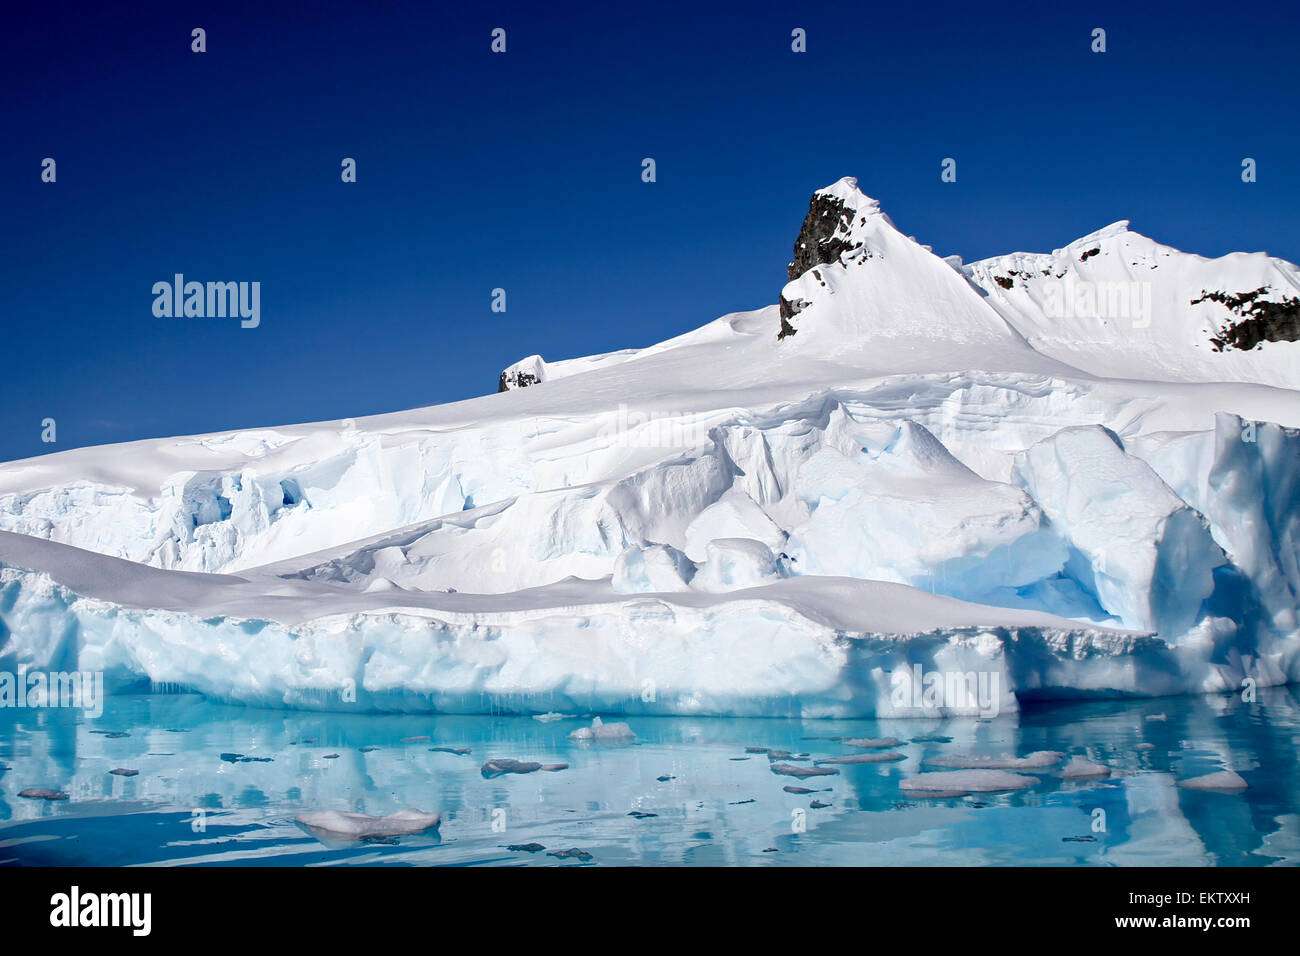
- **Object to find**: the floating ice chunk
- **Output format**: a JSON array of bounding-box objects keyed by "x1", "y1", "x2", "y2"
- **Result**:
[
  {"x1": 1145, "y1": 713, "x2": 1167, "y2": 722},
  {"x1": 296, "y1": 808, "x2": 441, "y2": 838},
  {"x1": 532, "y1": 712, "x2": 571, "y2": 723},
  {"x1": 901, "y1": 770, "x2": 1039, "y2": 792},
  {"x1": 1061, "y1": 756, "x2": 1111, "y2": 779},
  {"x1": 926, "y1": 750, "x2": 1063, "y2": 769},
  {"x1": 108, "y1": 768, "x2": 140, "y2": 777},
  {"x1": 481, "y1": 758, "x2": 543, "y2": 777},
  {"x1": 1177, "y1": 770, "x2": 1248, "y2": 790},
  {"x1": 548, "y1": 848, "x2": 593, "y2": 861},
  {"x1": 568, "y1": 716, "x2": 635, "y2": 741},
  {"x1": 814, "y1": 752, "x2": 906, "y2": 765},
  {"x1": 771, "y1": 763, "x2": 839, "y2": 778},
  {"x1": 843, "y1": 736, "x2": 903, "y2": 749},
  {"x1": 18, "y1": 788, "x2": 69, "y2": 800}
]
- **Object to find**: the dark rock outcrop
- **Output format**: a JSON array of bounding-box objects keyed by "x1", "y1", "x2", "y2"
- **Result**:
[
  {"x1": 787, "y1": 193, "x2": 863, "y2": 283},
  {"x1": 778, "y1": 190, "x2": 868, "y2": 339},
  {"x1": 1192, "y1": 286, "x2": 1300, "y2": 351},
  {"x1": 498, "y1": 369, "x2": 540, "y2": 392}
]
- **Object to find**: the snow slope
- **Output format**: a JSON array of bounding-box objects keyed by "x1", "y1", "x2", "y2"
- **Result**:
[
  {"x1": 963, "y1": 220, "x2": 1300, "y2": 387},
  {"x1": 2, "y1": 177, "x2": 1299, "y2": 716}
]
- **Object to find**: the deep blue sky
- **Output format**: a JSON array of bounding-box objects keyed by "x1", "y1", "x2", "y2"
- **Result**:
[{"x1": 2, "y1": 0, "x2": 1297, "y2": 463}]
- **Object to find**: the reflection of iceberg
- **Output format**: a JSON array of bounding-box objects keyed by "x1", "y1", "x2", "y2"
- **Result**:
[
  {"x1": 296, "y1": 808, "x2": 440, "y2": 840},
  {"x1": 1178, "y1": 770, "x2": 1248, "y2": 790},
  {"x1": 901, "y1": 770, "x2": 1039, "y2": 792},
  {"x1": 1105, "y1": 772, "x2": 1209, "y2": 866},
  {"x1": 0, "y1": 691, "x2": 1296, "y2": 866},
  {"x1": 1259, "y1": 814, "x2": 1300, "y2": 865}
]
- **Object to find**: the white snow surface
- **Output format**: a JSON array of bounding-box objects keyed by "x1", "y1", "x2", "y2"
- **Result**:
[{"x1": 2, "y1": 177, "x2": 1299, "y2": 717}]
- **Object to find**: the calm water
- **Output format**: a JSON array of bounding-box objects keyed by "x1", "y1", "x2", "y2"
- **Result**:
[{"x1": 1, "y1": 688, "x2": 1298, "y2": 866}]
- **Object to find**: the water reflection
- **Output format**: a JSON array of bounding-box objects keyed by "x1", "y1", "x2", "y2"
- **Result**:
[{"x1": 0, "y1": 687, "x2": 1296, "y2": 866}]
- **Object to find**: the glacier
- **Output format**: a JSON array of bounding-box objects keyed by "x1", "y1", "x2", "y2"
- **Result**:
[{"x1": 2, "y1": 177, "x2": 1300, "y2": 717}]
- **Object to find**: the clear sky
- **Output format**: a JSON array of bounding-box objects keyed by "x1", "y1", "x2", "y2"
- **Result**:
[{"x1": 2, "y1": 0, "x2": 1297, "y2": 463}]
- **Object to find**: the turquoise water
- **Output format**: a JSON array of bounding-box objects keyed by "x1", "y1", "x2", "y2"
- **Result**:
[{"x1": 1, "y1": 688, "x2": 1298, "y2": 866}]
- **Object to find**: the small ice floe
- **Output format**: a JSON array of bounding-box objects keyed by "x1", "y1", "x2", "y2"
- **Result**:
[
  {"x1": 815, "y1": 752, "x2": 906, "y2": 765},
  {"x1": 1061, "y1": 756, "x2": 1111, "y2": 779},
  {"x1": 359, "y1": 746, "x2": 381, "y2": 752},
  {"x1": 810, "y1": 800, "x2": 831, "y2": 809},
  {"x1": 628, "y1": 811, "x2": 658, "y2": 819},
  {"x1": 400, "y1": 735, "x2": 430, "y2": 743},
  {"x1": 547, "y1": 847, "x2": 593, "y2": 861},
  {"x1": 108, "y1": 768, "x2": 139, "y2": 777},
  {"x1": 901, "y1": 770, "x2": 1040, "y2": 793},
  {"x1": 540, "y1": 763, "x2": 569, "y2": 772},
  {"x1": 296, "y1": 808, "x2": 441, "y2": 839},
  {"x1": 322, "y1": 753, "x2": 340, "y2": 759},
  {"x1": 1135, "y1": 743, "x2": 1156, "y2": 752},
  {"x1": 481, "y1": 758, "x2": 543, "y2": 777},
  {"x1": 843, "y1": 737, "x2": 903, "y2": 749},
  {"x1": 1145, "y1": 713, "x2": 1167, "y2": 722},
  {"x1": 568, "y1": 717, "x2": 635, "y2": 741},
  {"x1": 1177, "y1": 770, "x2": 1249, "y2": 791},
  {"x1": 770, "y1": 763, "x2": 839, "y2": 778},
  {"x1": 19, "y1": 788, "x2": 69, "y2": 800},
  {"x1": 428, "y1": 747, "x2": 472, "y2": 756},
  {"x1": 730, "y1": 757, "x2": 751, "y2": 761},
  {"x1": 911, "y1": 735, "x2": 953, "y2": 743},
  {"x1": 533, "y1": 713, "x2": 571, "y2": 723},
  {"x1": 782, "y1": 785, "x2": 831, "y2": 794},
  {"x1": 219, "y1": 753, "x2": 273, "y2": 763},
  {"x1": 926, "y1": 750, "x2": 1063, "y2": 770},
  {"x1": 745, "y1": 746, "x2": 771, "y2": 754},
  {"x1": 505, "y1": 843, "x2": 545, "y2": 853},
  {"x1": 765, "y1": 749, "x2": 809, "y2": 761}
]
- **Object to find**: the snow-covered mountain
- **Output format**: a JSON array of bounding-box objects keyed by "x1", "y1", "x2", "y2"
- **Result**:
[{"x1": 3, "y1": 177, "x2": 1299, "y2": 717}]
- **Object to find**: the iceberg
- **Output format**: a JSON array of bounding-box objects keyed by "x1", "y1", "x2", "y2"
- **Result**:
[{"x1": 2, "y1": 178, "x2": 1299, "y2": 717}]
